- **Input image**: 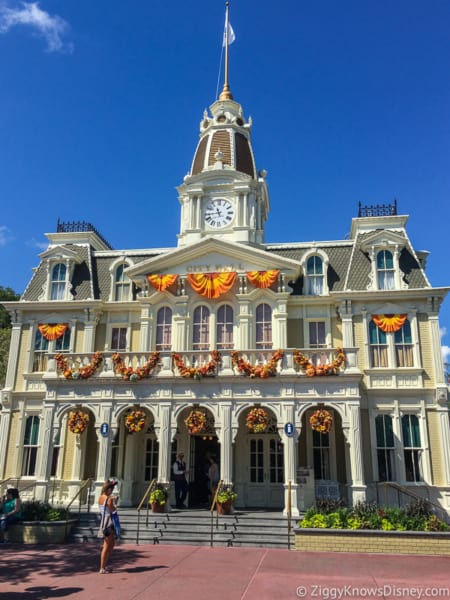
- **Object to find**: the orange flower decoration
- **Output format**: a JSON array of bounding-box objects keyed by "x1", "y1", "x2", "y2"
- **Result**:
[
  {"x1": 293, "y1": 349, "x2": 345, "y2": 376},
  {"x1": 185, "y1": 410, "x2": 207, "y2": 434},
  {"x1": 246, "y1": 408, "x2": 269, "y2": 433},
  {"x1": 309, "y1": 409, "x2": 333, "y2": 434},
  {"x1": 231, "y1": 350, "x2": 284, "y2": 378},
  {"x1": 125, "y1": 409, "x2": 147, "y2": 433},
  {"x1": 68, "y1": 410, "x2": 89, "y2": 434}
]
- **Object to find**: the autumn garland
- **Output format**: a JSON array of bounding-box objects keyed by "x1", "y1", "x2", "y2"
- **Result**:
[
  {"x1": 246, "y1": 407, "x2": 269, "y2": 433},
  {"x1": 231, "y1": 350, "x2": 284, "y2": 378},
  {"x1": 185, "y1": 410, "x2": 207, "y2": 434},
  {"x1": 112, "y1": 352, "x2": 161, "y2": 381},
  {"x1": 68, "y1": 410, "x2": 90, "y2": 434},
  {"x1": 309, "y1": 409, "x2": 333, "y2": 434},
  {"x1": 172, "y1": 350, "x2": 221, "y2": 380},
  {"x1": 55, "y1": 352, "x2": 103, "y2": 380},
  {"x1": 125, "y1": 409, "x2": 147, "y2": 433},
  {"x1": 293, "y1": 348, "x2": 346, "y2": 377}
]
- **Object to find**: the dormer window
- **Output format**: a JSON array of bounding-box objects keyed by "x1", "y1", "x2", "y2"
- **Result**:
[
  {"x1": 115, "y1": 264, "x2": 131, "y2": 301},
  {"x1": 302, "y1": 251, "x2": 329, "y2": 295},
  {"x1": 377, "y1": 250, "x2": 395, "y2": 290},
  {"x1": 51, "y1": 263, "x2": 67, "y2": 300},
  {"x1": 306, "y1": 256, "x2": 324, "y2": 295}
]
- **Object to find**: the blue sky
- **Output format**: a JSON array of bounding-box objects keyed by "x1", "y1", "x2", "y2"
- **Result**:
[{"x1": 0, "y1": 0, "x2": 449, "y2": 359}]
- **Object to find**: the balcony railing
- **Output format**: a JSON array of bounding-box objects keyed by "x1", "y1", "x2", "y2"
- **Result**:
[{"x1": 45, "y1": 348, "x2": 359, "y2": 379}]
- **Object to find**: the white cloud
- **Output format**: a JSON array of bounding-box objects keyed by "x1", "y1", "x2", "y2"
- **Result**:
[
  {"x1": 0, "y1": 225, "x2": 14, "y2": 246},
  {"x1": 440, "y1": 327, "x2": 450, "y2": 365},
  {"x1": 0, "y1": 1, "x2": 71, "y2": 52},
  {"x1": 26, "y1": 237, "x2": 48, "y2": 250}
]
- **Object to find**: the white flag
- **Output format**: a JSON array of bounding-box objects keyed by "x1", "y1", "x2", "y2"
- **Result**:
[{"x1": 223, "y1": 21, "x2": 235, "y2": 46}]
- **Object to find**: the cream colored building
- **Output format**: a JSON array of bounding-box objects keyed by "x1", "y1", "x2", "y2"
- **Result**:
[{"x1": 1, "y1": 80, "x2": 449, "y2": 517}]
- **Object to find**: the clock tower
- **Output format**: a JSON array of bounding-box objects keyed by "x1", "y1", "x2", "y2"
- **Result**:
[{"x1": 177, "y1": 90, "x2": 269, "y2": 247}]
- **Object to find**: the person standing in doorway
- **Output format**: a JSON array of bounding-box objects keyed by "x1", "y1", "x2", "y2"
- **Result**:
[{"x1": 172, "y1": 451, "x2": 189, "y2": 509}]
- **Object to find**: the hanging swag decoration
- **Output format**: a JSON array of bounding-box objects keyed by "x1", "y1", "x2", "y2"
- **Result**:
[
  {"x1": 147, "y1": 274, "x2": 178, "y2": 292},
  {"x1": 38, "y1": 323, "x2": 69, "y2": 341},
  {"x1": 246, "y1": 270, "x2": 280, "y2": 289},
  {"x1": 187, "y1": 272, "x2": 236, "y2": 299},
  {"x1": 372, "y1": 314, "x2": 407, "y2": 333}
]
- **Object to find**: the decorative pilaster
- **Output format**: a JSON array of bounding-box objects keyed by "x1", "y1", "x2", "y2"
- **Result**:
[
  {"x1": 5, "y1": 312, "x2": 23, "y2": 388},
  {"x1": 95, "y1": 404, "x2": 114, "y2": 485},
  {"x1": 83, "y1": 308, "x2": 101, "y2": 352}
]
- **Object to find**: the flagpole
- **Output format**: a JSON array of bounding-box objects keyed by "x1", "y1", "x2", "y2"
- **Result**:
[{"x1": 219, "y1": 1, "x2": 233, "y2": 100}]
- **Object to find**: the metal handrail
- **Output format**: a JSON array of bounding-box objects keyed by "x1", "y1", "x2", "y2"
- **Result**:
[
  {"x1": 136, "y1": 479, "x2": 157, "y2": 545},
  {"x1": 210, "y1": 480, "x2": 224, "y2": 547},
  {"x1": 66, "y1": 478, "x2": 94, "y2": 514},
  {"x1": 375, "y1": 481, "x2": 449, "y2": 523},
  {"x1": 0, "y1": 478, "x2": 37, "y2": 500}
]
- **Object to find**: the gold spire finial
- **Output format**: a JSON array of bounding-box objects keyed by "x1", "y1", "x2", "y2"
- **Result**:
[{"x1": 219, "y1": 1, "x2": 233, "y2": 100}]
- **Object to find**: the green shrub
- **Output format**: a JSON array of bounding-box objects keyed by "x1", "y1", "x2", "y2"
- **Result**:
[{"x1": 21, "y1": 500, "x2": 73, "y2": 521}]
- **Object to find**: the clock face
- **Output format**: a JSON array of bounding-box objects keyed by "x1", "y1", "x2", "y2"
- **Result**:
[{"x1": 204, "y1": 199, "x2": 235, "y2": 229}]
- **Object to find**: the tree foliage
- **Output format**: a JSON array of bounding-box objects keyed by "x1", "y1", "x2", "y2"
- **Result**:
[
  {"x1": 0, "y1": 286, "x2": 20, "y2": 387},
  {"x1": 0, "y1": 286, "x2": 20, "y2": 328}
]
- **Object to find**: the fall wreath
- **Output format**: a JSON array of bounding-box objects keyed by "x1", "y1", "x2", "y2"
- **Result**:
[
  {"x1": 55, "y1": 352, "x2": 103, "y2": 380},
  {"x1": 172, "y1": 351, "x2": 221, "y2": 380},
  {"x1": 185, "y1": 410, "x2": 207, "y2": 434},
  {"x1": 293, "y1": 348, "x2": 346, "y2": 377},
  {"x1": 246, "y1": 407, "x2": 269, "y2": 433},
  {"x1": 125, "y1": 409, "x2": 147, "y2": 433},
  {"x1": 309, "y1": 409, "x2": 333, "y2": 434},
  {"x1": 231, "y1": 350, "x2": 284, "y2": 378},
  {"x1": 68, "y1": 410, "x2": 90, "y2": 434},
  {"x1": 112, "y1": 352, "x2": 161, "y2": 381}
]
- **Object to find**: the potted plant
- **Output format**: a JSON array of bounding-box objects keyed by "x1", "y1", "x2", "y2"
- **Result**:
[
  {"x1": 149, "y1": 484, "x2": 169, "y2": 513},
  {"x1": 10, "y1": 500, "x2": 77, "y2": 544},
  {"x1": 216, "y1": 486, "x2": 237, "y2": 515}
]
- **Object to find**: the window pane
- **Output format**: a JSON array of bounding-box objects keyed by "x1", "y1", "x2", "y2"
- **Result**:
[
  {"x1": 111, "y1": 327, "x2": 127, "y2": 351},
  {"x1": 256, "y1": 304, "x2": 272, "y2": 349},
  {"x1": 216, "y1": 304, "x2": 233, "y2": 349},
  {"x1": 55, "y1": 328, "x2": 70, "y2": 351},
  {"x1": 156, "y1": 307, "x2": 172, "y2": 351},
  {"x1": 193, "y1": 305, "x2": 210, "y2": 350}
]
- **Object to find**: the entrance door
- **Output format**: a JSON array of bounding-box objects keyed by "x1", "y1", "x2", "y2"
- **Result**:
[
  {"x1": 136, "y1": 435, "x2": 159, "y2": 502},
  {"x1": 246, "y1": 436, "x2": 284, "y2": 508},
  {"x1": 188, "y1": 436, "x2": 220, "y2": 508}
]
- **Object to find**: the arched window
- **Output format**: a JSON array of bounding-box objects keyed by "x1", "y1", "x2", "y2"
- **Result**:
[
  {"x1": 369, "y1": 320, "x2": 388, "y2": 367},
  {"x1": 156, "y1": 306, "x2": 172, "y2": 351},
  {"x1": 115, "y1": 263, "x2": 131, "y2": 301},
  {"x1": 193, "y1": 305, "x2": 210, "y2": 350},
  {"x1": 51, "y1": 263, "x2": 66, "y2": 300},
  {"x1": 256, "y1": 303, "x2": 272, "y2": 349},
  {"x1": 395, "y1": 319, "x2": 413, "y2": 367},
  {"x1": 402, "y1": 415, "x2": 422, "y2": 482},
  {"x1": 306, "y1": 256, "x2": 323, "y2": 295},
  {"x1": 375, "y1": 415, "x2": 395, "y2": 481},
  {"x1": 377, "y1": 250, "x2": 394, "y2": 290},
  {"x1": 216, "y1": 304, "x2": 234, "y2": 349}
]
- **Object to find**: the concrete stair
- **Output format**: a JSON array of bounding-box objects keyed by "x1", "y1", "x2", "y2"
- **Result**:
[{"x1": 70, "y1": 507, "x2": 297, "y2": 549}]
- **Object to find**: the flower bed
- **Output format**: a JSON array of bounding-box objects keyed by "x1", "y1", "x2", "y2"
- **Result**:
[{"x1": 295, "y1": 499, "x2": 450, "y2": 555}]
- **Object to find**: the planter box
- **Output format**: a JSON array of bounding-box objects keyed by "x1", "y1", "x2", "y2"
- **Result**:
[
  {"x1": 295, "y1": 528, "x2": 450, "y2": 556},
  {"x1": 9, "y1": 520, "x2": 78, "y2": 544}
]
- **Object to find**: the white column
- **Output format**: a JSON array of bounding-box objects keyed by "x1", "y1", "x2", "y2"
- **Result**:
[
  {"x1": 429, "y1": 311, "x2": 446, "y2": 385},
  {"x1": 94, "y1": 404, "x2": 114, "y2": 484},
  {"x1": 139, "y1": 305, "x2": 151, "y2": 351},
  {"x1": 156, "y1": 404, "x2": 172, "y2": 485},
  {"x1": 35, "y1": 403, "x2": 56, "y2": 502},
  {"x1": 219, "y1": 403, "x2": 233, "y2": 485},
  {"x1": 345, "y1": 403, "x2": 366, "y2": 505},
  {"x1": 340, "y1": 300, "x2": 354, "y2": 348},
  {"x1": 236, "y1": 301, "x2": 250, "y2": 350},
  {"x1": 0, "y1": 392, "x2": 12, "y2": 478},
  {"x1": 281, "y1": 403, "x2": 299, "y2": 517},
  {"x1": 83, "y1": 308, "x2": 101, "y2": 352},
  {"x1": 5, "y1": 315, "x2": 23, "y2": 388}
]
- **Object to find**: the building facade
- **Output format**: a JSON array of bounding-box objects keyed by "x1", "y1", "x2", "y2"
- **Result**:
[{"x1": 1, "y1": 82, "x2": 449, "y2": 516}]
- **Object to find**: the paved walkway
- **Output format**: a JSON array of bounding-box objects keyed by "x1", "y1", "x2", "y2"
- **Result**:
[{"x1": 0, "y1": 542, "x2": 449, "y2": 599}]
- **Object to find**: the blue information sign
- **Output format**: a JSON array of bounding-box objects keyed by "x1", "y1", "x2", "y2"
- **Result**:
[
  {"x1": 100, "y1": 422, "x2": 109, "y2": 437},
  {"x1": 284, "y1": 422, "x2": 295, "y2": 437}
]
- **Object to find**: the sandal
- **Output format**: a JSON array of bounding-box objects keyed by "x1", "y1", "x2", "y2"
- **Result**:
[{"x1": 99, "y1": 569, "x2": 112, "y2": 574}]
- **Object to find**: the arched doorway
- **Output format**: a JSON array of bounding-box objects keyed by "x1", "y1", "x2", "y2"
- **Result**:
[
  {"x1": 181, "y1": 407, "x2": 219, "y2": 508},
  {"x1": 235, "y1": 406, "x2": 284, "y2": 509}
]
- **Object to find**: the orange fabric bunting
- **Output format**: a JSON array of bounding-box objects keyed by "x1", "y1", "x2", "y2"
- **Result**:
[
  {"x1": 147, "y1": 274, "x2": 178, "y2": 292},
  {"x1": 372, "y1": 314, "x2": 407, "y2": 333},
  {"x1": 246, "y1": 270, "x2": 280, "y2": 289},
  {"x1": 187, "y1": 272, "x2": 236, "y2": 299},
  {"x1": 38, "y1": 323, "x2": 69, "y2": 341}
]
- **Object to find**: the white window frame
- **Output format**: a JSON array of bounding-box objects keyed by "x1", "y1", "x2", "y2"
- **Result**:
[
  {"x1": 306, "y1": 409, "x2": 337, "y2": 483},
  {"x1": 21, "y1": 414, "x2": 41, "y2": 477},
  {"x1": 301, "y1": 250, "x2": 329, "y2": 296},
  {"x1": 108, "y1": 259, "x2": 134, "y2": 302},
  {"x1": 108, "y1": 325, "x2": 129, "y2": 352},
  {"x1": 364, "y1": 313, "x2": 419, "y2": 370}
]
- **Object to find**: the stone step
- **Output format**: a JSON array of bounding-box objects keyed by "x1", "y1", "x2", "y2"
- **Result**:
[{"x1": 70, "y1": 508, "x2": 296, "y2": 548}]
